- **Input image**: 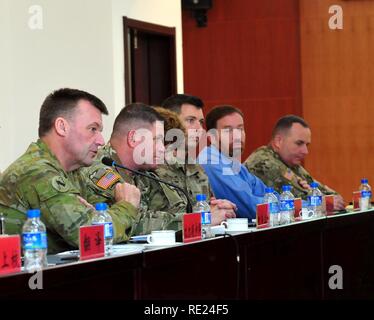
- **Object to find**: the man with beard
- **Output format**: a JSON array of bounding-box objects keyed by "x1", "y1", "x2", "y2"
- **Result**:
[
  {"x1": 197, "y1": 105, "x2": 267, "y2": 219},
  {"x1": 244, "y1": 115, "x2": 345, "y2": 210}
]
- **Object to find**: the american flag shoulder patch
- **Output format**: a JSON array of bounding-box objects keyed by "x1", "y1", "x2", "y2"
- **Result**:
[{"x1": 96, "y1": 170, "x2": 121, "y2": 190}]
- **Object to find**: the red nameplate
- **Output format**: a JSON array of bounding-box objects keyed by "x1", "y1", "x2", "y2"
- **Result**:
[
  {"x1": 256, "y1": 203, "x2": 269, "y2": 228},
  {"x1": 0, "y1": 235, "x2": 21, "y2": 275},
  {"x1": 182, "y1": 213, "x2": 202, "y2": 243},
  {"x1": 325, "y1": 195, "x2": 335, "y2": 215},
  {"x1": 79, "y1": 225, "x2": 105, "y2": 261},
  {"x1": 353, "y1": 191, "x2": 361, "y2": 210},
  {"x1": 294, "y1": 198, "x2": 302, "y2": 219}
]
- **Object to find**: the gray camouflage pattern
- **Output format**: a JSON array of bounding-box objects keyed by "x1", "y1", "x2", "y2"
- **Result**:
[
  {"x1": 82, "y1": 144, "x2": 189, "y2": 236},
  {"x1": 155, "y1": 161, "x2": 212, "y2": 205},
  {"x1": 0, "y1": 140, "x2": 137, "y2": 254},
  {"x1": 244, "y1": 146, "x2": 337, "y2": 199}
]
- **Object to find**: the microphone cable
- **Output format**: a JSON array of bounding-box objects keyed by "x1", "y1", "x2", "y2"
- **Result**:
[{"x1": 222, "y1": 232, "x2": 241, "y2": 300}]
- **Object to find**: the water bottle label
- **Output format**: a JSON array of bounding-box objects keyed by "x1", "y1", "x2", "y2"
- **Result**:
[
  {"x1": 361, "y1": 191, "x2": 371, "y2": 198},
  {"x1": 201, "y1": 211, "x2": 211, "y2": 225},
  {"x1": 280, "y1": 199, "x2": 294, "y2": 211},
  {"x1": 22, "y1": 232, "x2": 47, "y2": 250},
  {"x1": 269, "y1": 202, "x2": 279, "y2": 214},
  {"x1": 308, "y1": 195, "x2": 322, "y2": 206},
  {"x1": 104, "y1": 222, "x2": 113, "y2": 239}
]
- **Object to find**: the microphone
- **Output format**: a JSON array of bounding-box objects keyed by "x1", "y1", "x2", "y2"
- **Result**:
[
  {"x1": 0, "y1": 213, "x2": 5, "y2": 235},
  {"x1": 102, "y1": 157, "x2": 193, "y2": 213}
]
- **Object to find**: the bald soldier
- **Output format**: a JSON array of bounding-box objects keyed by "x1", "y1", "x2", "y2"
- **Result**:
[
  {"x1": 244, "y1": 115, "x2": 345, "y2": 210},
  {"x1": 0, "y1": 88, "x2": 140, "y2": 253},
  {"x1": 83, "y1": 103, "x2": 189, "y2": 235}
]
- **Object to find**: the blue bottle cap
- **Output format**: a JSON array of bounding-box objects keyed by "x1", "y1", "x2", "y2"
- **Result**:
[
  {"x1": 95, "y1": 203, "x2": 108, "y2": 211},
  {"x1": 282, "y1": 185, "x2": 291, "y2": 192},
  {"x1": 265, "y1": 187, "x2": 274, "y2": 193},
  {"x1": 310, "y1": 182, "x2": 318, "y2": 188},
  {"x1": 27, "y1": 209, "x2": 40, "y2": 218},
  {"x1": 196, "y1": 194, "x2": 207, "y2": 202},
  {"x1": 361, "y1": 178, "x2": 368, "y2": 184}
]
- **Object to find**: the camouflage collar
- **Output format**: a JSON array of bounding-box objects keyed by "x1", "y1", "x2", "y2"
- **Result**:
[
  {"x1": 266, "y1": 145, "x2": 302, "y2": 171},
  {"x1": 185, "y1": 164, "x2": 202, "y2": 177},
  {"x1": 101, "y1": 143, "x2": 122, "y2": 166},
  {"x1": 266, "y1": 145, "x2": 282, "y2": 161},
  {"x1": 170, "y1": 160, "x2": 197, "y2": 175},
  {"x1": 35, "y1": 139, "x2": 67, "y2": 173}
]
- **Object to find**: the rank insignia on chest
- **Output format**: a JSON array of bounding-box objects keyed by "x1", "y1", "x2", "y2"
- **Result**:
[{"x1": 96, "y1": 170, "x2": 121, "y2": 190}]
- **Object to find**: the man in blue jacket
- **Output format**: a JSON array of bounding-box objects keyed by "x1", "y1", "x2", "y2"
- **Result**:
[{"x1": 197, "y1": 105, "x2": 267, "y2": 219}]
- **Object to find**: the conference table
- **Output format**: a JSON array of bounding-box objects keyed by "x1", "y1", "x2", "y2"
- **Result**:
[{"x1": 1, "y1": 209, "x2": 374, "y2": 300}]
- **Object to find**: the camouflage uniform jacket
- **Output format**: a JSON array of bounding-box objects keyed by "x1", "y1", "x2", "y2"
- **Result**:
[
  {"x1": 0, "y1": 140, "x2": 137, "y2": 254},
  {"x1": 82, "y1": 144, "x2": 189, "y2": 236},
  {"x1": 155, "y1": 159, "x2": 212, "y2": 206},
  {"x1": 244, "y1": 146, "x2": 337, "y2": 199}
]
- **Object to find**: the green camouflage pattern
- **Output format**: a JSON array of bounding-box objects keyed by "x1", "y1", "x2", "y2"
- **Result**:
[
  {"x1": 155, "y1": 161, "x2": 212, "y2": 206},
  {"x1": 82, "y1": 144, "x2": 189, "y2": 236},
  {"x1": 0, "y1": 140, "x2": 137, "y2": 254},
  {"x1": 244, "y1": 146, "x2": 337, "y2": 199}
]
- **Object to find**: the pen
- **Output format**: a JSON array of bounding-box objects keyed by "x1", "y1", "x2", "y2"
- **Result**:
[{"x1": 59, "y1": 256, "x2": 79, "y2": 261}]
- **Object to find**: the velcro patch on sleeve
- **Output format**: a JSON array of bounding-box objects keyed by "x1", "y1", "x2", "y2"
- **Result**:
[
  {"x1": 283, "y1": 168, "x2": 294, "y2": 181},
  {"x1": 96, "y1": 170, "x2": 121, "y2": 190}
]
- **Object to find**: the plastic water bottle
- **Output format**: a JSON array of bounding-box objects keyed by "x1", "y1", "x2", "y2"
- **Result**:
[
  {"x1": 359, "y1": 179, "x2": 372, "y2": 210},
  {"x1": 22, "y1": 209, "x2": 48, "y2": 272},
  {"x1": 263, "y1": 187, "x2": 279, "y2": 227},
  {"x1": 308, "y1": 182, "x2": 324, "y2": 217},
  {"x1": 279, "y1": 185, "x2": 295, "y2": 225},
  {"x1": 92, "y1": 203, "x2": 113, "y2": 256},
  {"x1": 193, "y1": 194, "x2": 213, "y2": 239}
]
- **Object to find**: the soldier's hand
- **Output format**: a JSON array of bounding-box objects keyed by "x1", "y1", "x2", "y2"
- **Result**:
[
  {"x1": 77, "y1": 196, "x2": 95, "y2": 210},
  {"x1": 298, "y1": 178, "x2": 311, "y2": 190},
  {"x1": 333, "y1": 195, "x2": 345, "y2": 210},
  {"x1": 114, "y1": 182, "x2": 141, "y2": 208}
]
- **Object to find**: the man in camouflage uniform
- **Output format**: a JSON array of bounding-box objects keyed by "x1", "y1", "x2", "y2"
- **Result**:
[
  {"x1": 156, "y1": 162, "x2": 211, "y2": 207},
  {"x1": 245, "y1": 115, "x2": 345, "y2": 210},
  {"x1": 83, "y1": 103, "x2": 189, "y2": 236},
  {"x1": 159, "y1": 94, "x2": 237, "y2": 218},
  {"x1": 0, "y1": 88, "x2": 140, "y2": 253}
]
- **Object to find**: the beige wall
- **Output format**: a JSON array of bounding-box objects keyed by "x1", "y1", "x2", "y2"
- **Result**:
[
  {"x1": 300, "y1": 0, "x2": 374, "y2": 200},
  {"x1": 0, "y1": 0, "x2": 183, "y2": 171},
  {"x1": 0, "y1": 0, "x2": 14, "y2": 168}
]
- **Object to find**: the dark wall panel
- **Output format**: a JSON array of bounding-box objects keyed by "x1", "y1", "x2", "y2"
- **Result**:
[{"x1": 182, "y1": 0, "x2": 302, "y2": 160}]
